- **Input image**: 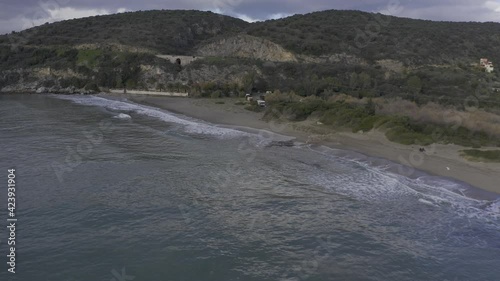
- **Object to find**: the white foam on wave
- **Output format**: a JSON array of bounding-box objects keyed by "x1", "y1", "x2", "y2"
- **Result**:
[
  {"x1": 485, "y1": 199, "x2": 500, "y2": 214},
  {"x1": 55, "y1": 95, "x2": 255, "y2": 139},
  {"x1": 301, "y1": 144, "x2": 500, "y2": 223},
  {"x1": 113, "y1": 113, "x2": 132, "y2": 120},
  {"x1": 301, "y1": 144, "x2": 419, "y2": 200},
  {"x1": 418, "y1": 198, "x2": 439, "y2": 207}
]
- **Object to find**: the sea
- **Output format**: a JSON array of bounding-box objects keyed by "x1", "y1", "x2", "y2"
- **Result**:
[{"x1": 0, "y1": 94, "x2": 499, "y2": 281}]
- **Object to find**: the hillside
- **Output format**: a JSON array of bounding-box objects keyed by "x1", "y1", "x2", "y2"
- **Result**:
[
  {"x1": 2, "y1": 9, "x2": 500, "y2": 148},
  {"x1": 0, "y1": 10, "x2": 249, "y2": 55},
  {"x1": 195, "y1": 34, "x2": 298, "y2": 62},
  {"x1": 247, "y1": 10, "x2": 500, "y2": 65},
  {"x1": 0, "y1": 9, "x2": 499, "y2": 109},
  {"x1": 2, "y1": 9, "x2": 500, "y2": 64},
  {"x1": 0, "y1": 10, "x2": 500, "y2": 65}
]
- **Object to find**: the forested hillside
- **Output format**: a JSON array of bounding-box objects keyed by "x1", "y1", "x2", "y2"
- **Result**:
[
  {"x1": 0, "y1": 10, "x2": 248, "y2": 54},
  {"x1": 0, "y1": 9, "x2": 499, "y2": 108},
  {"x1": 247, "y1": 10, "x2": 500, "y2": 64},
  {"x1": 2, "y1": 9, "x2": 499, "y2": 64}
]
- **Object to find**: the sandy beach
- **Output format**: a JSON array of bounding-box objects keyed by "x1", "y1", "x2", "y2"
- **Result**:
[{"x1": 115, "y1": 94, "x2": 500, "y2": 196}]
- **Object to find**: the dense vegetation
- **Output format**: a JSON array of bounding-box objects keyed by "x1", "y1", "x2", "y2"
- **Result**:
[
  {"x1": 0, "y1": 45, "x2": 179, "y2": 90},
  {"x1": 263, "y1": 93, "x2": 500, "y2": 147},
  {"x1": 186, "y1": 57, "x2": 500, "y2": 111},
  {"x1": 0, "y1": 10, "x2": 248, "y2": 54},
  {"x1": 247, "y1": 10, "x2": 500, "y2": 64},
  {"x1": 2, "y1": 9, "x2": 500, "y2": 64}
]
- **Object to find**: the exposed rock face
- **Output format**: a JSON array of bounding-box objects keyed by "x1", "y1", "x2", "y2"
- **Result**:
[
  {"x1": 196, "y1": 35, "x2": 297, "y2": 63},
  {"x1": 0, "y1": 60, "x2": 258, "y2": 94},
  {"x1": 0, "y1": 68, "x2": 96, "y2": 94}
]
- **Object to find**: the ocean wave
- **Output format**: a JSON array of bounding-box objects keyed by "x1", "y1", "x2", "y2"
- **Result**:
[
  {"x1": 54, "y1": 95, "x2": 499, "y2": 223},
  {"x1": 54, "y1": 95, "x2": 254, "y2": 139},
  {"x1": 302, "y1": 144, "x2": 500, "y2": 223}
]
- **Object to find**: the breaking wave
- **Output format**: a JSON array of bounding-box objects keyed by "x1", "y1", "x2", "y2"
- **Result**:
[
  {"x1": 54, "y1": 95, "x2": 254, "y2": 139},
  {"x1": 301, "y1": 144, "x2": 500, "y2": 224}
]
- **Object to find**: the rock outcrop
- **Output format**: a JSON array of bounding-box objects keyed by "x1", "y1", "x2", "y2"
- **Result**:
[{"x1": 196, "y1": 35, "x2": 297, "y2": 63}]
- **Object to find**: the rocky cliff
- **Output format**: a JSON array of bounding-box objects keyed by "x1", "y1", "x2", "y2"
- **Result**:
[{"x1": 196, "y1": 35, "x2": 297, "y2": 63}]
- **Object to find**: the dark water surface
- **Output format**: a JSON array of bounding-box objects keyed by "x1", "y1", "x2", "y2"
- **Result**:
[{"x1": 0, "y1": 94, "x2": 499, "y2": 281}]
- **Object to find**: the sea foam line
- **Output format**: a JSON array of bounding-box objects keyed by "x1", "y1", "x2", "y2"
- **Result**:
[
  {"x1": 54, "y1": 95, "x2": 255, "y2": 139},
  {"x1": 302, "y1": 144, "x2": 500, "y2": 221}
]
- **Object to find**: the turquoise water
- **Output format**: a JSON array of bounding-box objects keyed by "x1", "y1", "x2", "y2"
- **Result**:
[{"x1": 0, "y1": 94, "x2": 499, "y2": 281}]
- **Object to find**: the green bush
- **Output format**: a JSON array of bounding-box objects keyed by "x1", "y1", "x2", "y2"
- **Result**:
[
  {"x1": 353, "y1": 115, "x2": 382, "y2": 132},
  {"x1": 210, "y1": 91, "x2": 222, "y2": 99},
  {"x1": 385, "y1": 126, "x2": 434, "y2": 145},
  {"x1": 60, "y1": 77, "x2": 87, "y2": 88},
  {"x1": 245, "y1": 102, "x2": 263, "y2": 112},
  {"x1": 84, "y1": 82, "x2": 100, "y2": 92},
  {"x1": 270, "y1": 99, "x2": 329, "y2": 121}
]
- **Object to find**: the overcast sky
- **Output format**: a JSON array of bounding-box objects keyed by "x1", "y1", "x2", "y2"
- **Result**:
[{"x1": 1, "y1": 0, "x2": 499, "y2": 34}]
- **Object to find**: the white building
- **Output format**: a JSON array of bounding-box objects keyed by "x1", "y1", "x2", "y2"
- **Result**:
[
  {"x1": 485, "y1": 63, "x2": 494, "y2": 73},
  {"x1": 480, "y1": 58, "x2": 494, "y2": 73}
]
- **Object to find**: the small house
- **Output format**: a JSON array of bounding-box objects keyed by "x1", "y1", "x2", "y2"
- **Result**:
[
  {"x1": 480, "y1": 58, "x2": 494, "y2": 73},
  {"x1": 486, "y1": 63, "x2": 494, "y2": 73}
]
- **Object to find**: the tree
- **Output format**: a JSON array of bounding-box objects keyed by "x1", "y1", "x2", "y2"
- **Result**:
[
  {"x1": 125, "y1": 79, "x2": 136, "y2": 89},
  {"x1": 116, "y1": 75, "x2": 123, "y2": 88},
  {"x1": 349, "y1": 73, "x2": 359, "y2": 89},
  {"x1": 242, "y1": 72, "x2": 256, "y2": 93},
  {"x1": 157, "y1": 83, "x2": 165, "y2": 92},
  {"x1": 407, "y1": 75, "x2": 422, "y2": 95},
  {"x1": 364, "y1": 98, "x2": 376, "y2": 115},
  {"x1": 359, "y1": 72, "x2": 372, "y2": 89}
]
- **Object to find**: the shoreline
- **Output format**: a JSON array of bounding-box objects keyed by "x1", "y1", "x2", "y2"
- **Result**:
[{"x1": 110, "y1": 94, "x2": 500, "y2": 197}]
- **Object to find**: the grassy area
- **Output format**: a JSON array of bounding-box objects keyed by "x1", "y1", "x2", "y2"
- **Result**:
[
  {"x1": 384, "y1": 122, "x2": 497, "y2": 147},
  {"x1": 264, "y1": 97, "x2": 500, "y2": 148},
  {"x1": 461, "y1": 150, "x2": 500, "y2": 162}
]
